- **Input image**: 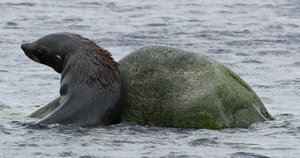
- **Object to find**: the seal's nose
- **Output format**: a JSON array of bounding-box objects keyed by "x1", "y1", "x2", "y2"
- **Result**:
[{"x1": 21, "y1": 43, "x2": 28, "y2": 52}]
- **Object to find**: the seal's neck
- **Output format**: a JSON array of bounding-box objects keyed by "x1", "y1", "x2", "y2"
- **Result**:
[{"x1": 60, "y1": 49, "x2": 119, "y2": 93}]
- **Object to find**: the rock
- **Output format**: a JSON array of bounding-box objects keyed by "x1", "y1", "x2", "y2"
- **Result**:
[
  {"x1": 29, "y1": 45, "x2": 273, "y2": 129},
  {"x1": 118, "y1": 45, "x2": 273, "y2": 129}
]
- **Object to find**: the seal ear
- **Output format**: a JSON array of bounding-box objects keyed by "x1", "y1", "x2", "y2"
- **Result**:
[{"x1": 55, "y1": 55, "x2": 61, "y2": 60}]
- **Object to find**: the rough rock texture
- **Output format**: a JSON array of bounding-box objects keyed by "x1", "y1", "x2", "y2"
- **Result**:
[
  {"x1": 118, "y1": 45, "x2": 273, "y2": 129},
  {"x1": 29, "y1": 45, "x2": 273, "y2": 129}
]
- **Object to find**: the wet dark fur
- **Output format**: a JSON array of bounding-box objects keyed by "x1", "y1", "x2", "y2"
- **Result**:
[{"x1": 21, "y1": 32, "x2": 124, "y2": 127}]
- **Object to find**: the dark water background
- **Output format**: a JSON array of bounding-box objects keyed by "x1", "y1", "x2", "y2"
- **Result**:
[{"x1": 1, "y1": 0, "x2": 300, "y2": 157}]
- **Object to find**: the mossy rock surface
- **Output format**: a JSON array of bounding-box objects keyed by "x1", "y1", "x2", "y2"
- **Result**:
[
  {"x1": 118, "y1": 45, "x2": 273, "y2": 129},
  {"x1": 29, "y1": 45, "x2": 273, "y2": 129}
]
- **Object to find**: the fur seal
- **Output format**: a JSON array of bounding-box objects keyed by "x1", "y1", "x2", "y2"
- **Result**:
[{"x1": 21, "y1": 32, "x2": 124, "y2": 127}]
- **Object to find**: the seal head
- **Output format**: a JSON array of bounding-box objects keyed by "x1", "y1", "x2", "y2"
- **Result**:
[{"x1": 21, "y1": 33, "x2": 75, "y2": 73}]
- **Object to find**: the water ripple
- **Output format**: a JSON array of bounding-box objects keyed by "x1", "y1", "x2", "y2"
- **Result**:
[
  {"x1": 1, "y1": 0, "x2": 300, "y2": 157},
  {"x1": 230, "y1": 152, "x2": 271, "y2": 158}
]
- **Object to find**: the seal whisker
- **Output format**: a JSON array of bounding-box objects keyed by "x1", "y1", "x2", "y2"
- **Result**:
[{"x1": 33, "y1": 56, "x2": 40, "y2": 63}]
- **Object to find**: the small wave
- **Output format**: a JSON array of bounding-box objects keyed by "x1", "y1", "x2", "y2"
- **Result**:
[
  {"x1": 68, "y1": 25, "x2": 91, "y2": 29},
  {"x1": 79, "y1": 2, "x2": 102, "y2": 6},
  {"x1": 258, "y1": 50, "x2": 291, "y2": 56},
  {"x1": 226, "y1": 39, "x2": 287, "y2": 47},
  {"x1": 230, "y1": 152, "x2": 271, "y2": 158},
  {"x1": 0, "y1": 70, "x2": 8, "y2": 72},
  {"x1": 235, "y1": 53, "x2": 249, "y2": 56},
  {"x1": 188, "y1": 138, "x2": 218, "y2": 147},
  {"x1": 3, "y1": 21, "x2": 21, "y2": 29},
  {"x1": 285, "y1": 23, "x2": 299, "y2": 28},
  {"x1": 275, "y1": 79, "x2": 300, "y2": 86},
  {"x1": 63, "y1": 18, "x2": 84, "y2": 23},
  {"x1": 147, "y1": 23, "x2": 168, "y2": 27},
  {"x1": 0, "y1": 103, "x2": 11, "y2": 110},
  {"x1": 195, "y1": 30, "x2": 251, "y2": 39},
  {"x1": 3, "y1": 2, "x2": 36, "y2": 7},
  {"x1": 217, "y1": 10, "x2": 233, "y2": 14},
  {"x1": 6, "y1": 21, "x2": 18, "y2": 26},
  {"x1": 241, "y1": 60, "x2": 263, "y2": 64},
  {"x1": 17, "y1": 143, "x2": 39, "y2": 147},
  {"x1": 252, "y1": 85, "x2": 272, "y2": 89},
  {"x1": 2, "y1": 26, "x2": 23, "y2": 30},
  {"x1": 208, "y1": 49, "x2": 233, "y2": 54},
  {"x1": 292, "y1": 61, "x2": 300, "y2": 67}
]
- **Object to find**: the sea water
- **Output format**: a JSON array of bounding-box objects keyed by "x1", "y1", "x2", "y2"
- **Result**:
[{"x1": 0, "y1": 0, "x2": 300, "y2": 157}]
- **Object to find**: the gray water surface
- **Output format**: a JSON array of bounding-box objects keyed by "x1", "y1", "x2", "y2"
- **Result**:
[{"x1": 1, "y1": 0, "x2": 300, "y2": 157}]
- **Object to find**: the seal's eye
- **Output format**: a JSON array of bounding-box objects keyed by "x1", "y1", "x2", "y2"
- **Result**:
[
  {"x1": 55, "y1": 55, "x2": 61, "y2": 60},
  {"x1": 39, "y1": 47, "x2": 48, "y2": 54}
]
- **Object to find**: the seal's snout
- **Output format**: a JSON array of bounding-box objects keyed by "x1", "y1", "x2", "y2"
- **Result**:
[
  {"x1": 21, "y1": 43, "x2": 30, "y2": 52},
  {"x1": 21, "y1": 43, "x2": 35, "y2": 55},
  {"x1": 21, "y1": 43, "x2": 40, "y2": 63}
]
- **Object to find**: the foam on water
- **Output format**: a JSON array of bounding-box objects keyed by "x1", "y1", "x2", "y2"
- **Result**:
[{"x1": 1, "y1": 0, "x2": 300, "y2": 157}]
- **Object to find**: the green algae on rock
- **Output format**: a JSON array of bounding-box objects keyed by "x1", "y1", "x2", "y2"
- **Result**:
[
  {"x1": 29, "y1": 45, "x2": 273, "y2": 129},
  {"x1": 118, "y1": 45, "x2": 273, "y2": 129}
]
